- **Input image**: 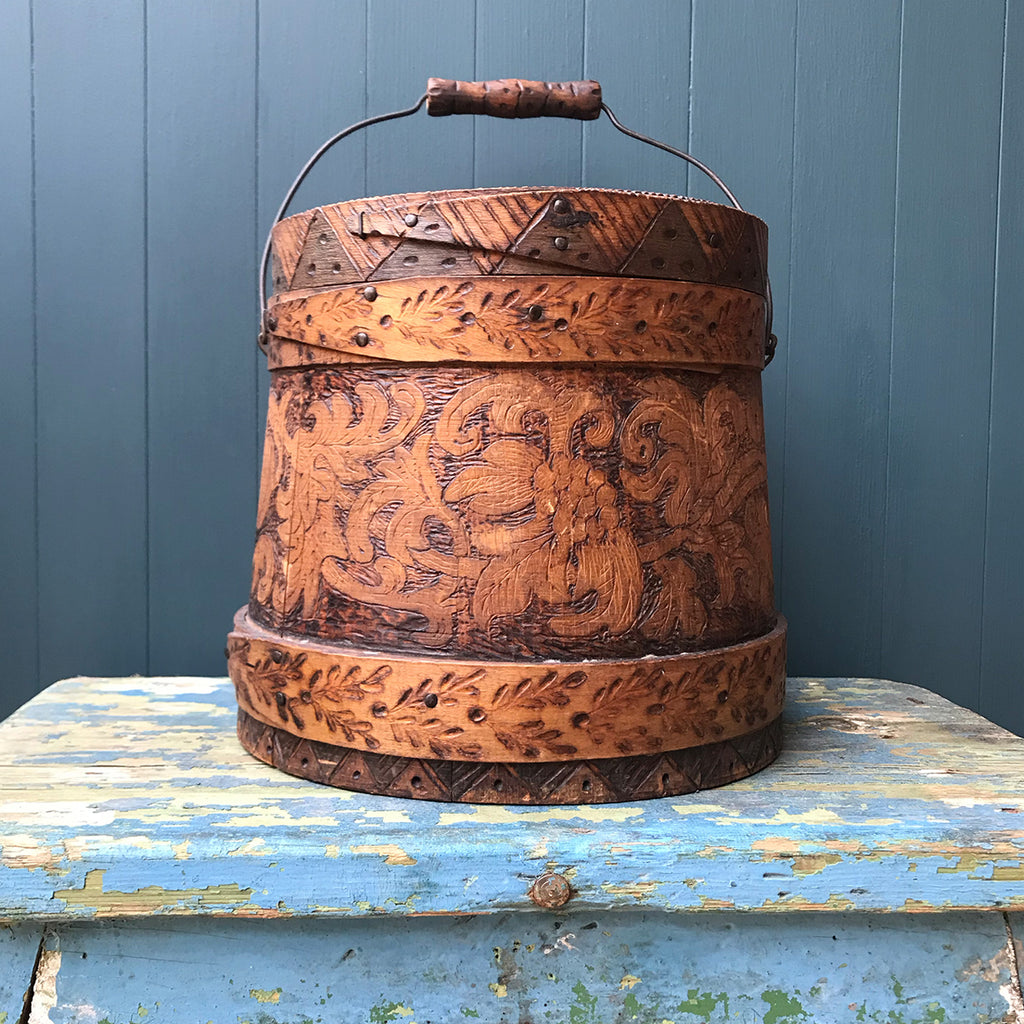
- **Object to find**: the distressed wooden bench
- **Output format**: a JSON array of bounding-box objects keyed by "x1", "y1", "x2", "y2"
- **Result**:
[{"x1": 2, "y1": 676, "x2": 1023, "y2": 1023}]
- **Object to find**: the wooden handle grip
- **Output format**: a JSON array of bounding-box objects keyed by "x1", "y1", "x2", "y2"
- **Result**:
[{"x1": 426, "y1": 78, "x2": 602, "y2": 120}]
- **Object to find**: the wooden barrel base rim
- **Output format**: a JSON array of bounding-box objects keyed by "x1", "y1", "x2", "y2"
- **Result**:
[
  {"x1": 228, "y1": 610, "x2": 786, "y2": 802},
  {"x1": 237, "y1": 706, "x2": 782, "y2": 805}
]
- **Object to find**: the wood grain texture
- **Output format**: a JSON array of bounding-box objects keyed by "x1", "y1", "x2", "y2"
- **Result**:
[
  {"x1": 0, "y1": 0, "x2": 37, "y2": 713},
  {"x1": 981, "y1": 2, "x2": 1024, "y2": 735},
  {"x1": 268, "y1": 277, "x2": 766, "y2": 367},
  {"x1": 2, "y1": 676, "x2": 1024, "y2": 921},
  {"x1": 253, "y1": 177, "x2": 779, "y2": 800},
  {"x1": 882, "y1": 0, "x2": 1005, "y2": 708},
  {"x1": 146, "y1": 0, "x2": 258, "y2": 674},
  {"x1": 248, "y1": 365, "x2": 774, "y2": 661},
  {"x1": 272, "y1": 189, "x2": 769, "y2": 295},
  {"x1": 10, "y1": 913, "x2": 1024, "y2": 1024},
  {"x1": 228, "y1": 611, "x2": 785, "y2": 766},
  {"x1": 33, "y1": 0, "x2": 148, "y2": 686},
  {"x1": 236, "y1": 706, "x2": 782, "y2": 802}
]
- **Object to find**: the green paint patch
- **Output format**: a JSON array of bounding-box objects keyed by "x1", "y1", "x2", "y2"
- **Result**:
[
  {"x1": 461, "y1": 1009, "x2": 480, "y2": 1018},
  {"x1": 570, "y1": 980, "x2": 599, "y2": 1024},
  {"x1": 850, "y1": 985, "x2": 949, "y2": 1024},
  {"x1": 676, "y1": 988, "x2": 729, "y2": 1018},
  {"x1": 369, "y1": 1001, "x2": 415, "y2": 1023},
  {"x1": 761, "y1": 988, "x2": 807, "y2": 1023}
]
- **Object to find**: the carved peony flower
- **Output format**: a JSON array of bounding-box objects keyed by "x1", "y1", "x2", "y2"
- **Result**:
[{"x1": 445, "y1": 442, "x2": 642, "y2": 638}]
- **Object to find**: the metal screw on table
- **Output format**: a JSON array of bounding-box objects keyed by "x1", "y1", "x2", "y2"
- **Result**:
[{"x1": 529, "y1": 872, "x2": 572, "y2": 909}]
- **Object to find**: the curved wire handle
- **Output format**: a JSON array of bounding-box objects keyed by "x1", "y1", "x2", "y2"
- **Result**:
[{"x1": 258, "y1": 92, "x2": 777, "y2": 365}]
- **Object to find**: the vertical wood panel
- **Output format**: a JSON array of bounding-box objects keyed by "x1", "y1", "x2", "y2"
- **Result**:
[
  {"x1": 583, "y1": 0, "x2": 690, "y2": 193},
  {"x1": 689, "y1": 0, "x2": 796, "y2": 616},
  {"x1": 782, "y1": 2, "x2": 901, "y2": 677},
  {"x1": 981, "y1": 2, "x2": 1021, "y2": 733},
  {"x1": 147, "y1": 1, "x2": 258, "y2": 674},
  {"x1": 33, "y1": 0, "x2": 147, "y2": 686},
  {"x1": 883, "y1": 0, "x2": 1004, "y2": 707},
  {"x1": 0, "y1": 0, "x2": 37, "y2": 719},
  {"x1": 366, "y1": 0, "x2": 476, "y2": 197},
  {"x1": 474, "y1": 0, "x2": 585, "y2": 189},
  {"x1": 258, "y1": 0, "x2": 367, "y2": 220}
]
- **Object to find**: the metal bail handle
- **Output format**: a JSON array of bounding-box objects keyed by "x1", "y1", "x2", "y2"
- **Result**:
[{"x1": 259, "y1": 77, "x2": 777, "y2": 365}]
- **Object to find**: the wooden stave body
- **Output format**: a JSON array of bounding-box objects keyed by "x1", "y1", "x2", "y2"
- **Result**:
[{"x1": 231, "y1": 186, "x2": 785, "y2": 802}]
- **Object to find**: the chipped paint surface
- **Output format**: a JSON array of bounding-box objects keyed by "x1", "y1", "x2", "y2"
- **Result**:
[
  {"x1": 53, "y1": 868, "x2": 254, "y2": 915},
  {"x1": 351, "y1": 844, "x2": 417, "y2": 867},
  {"x1": 13, "y1": 912, "x2": 1019, "y2": 1023},
  {"x1": 0, "y1": 676, "x2": 1023, "y2": 922},
  {"x1": 0, "y1": 923, "x2": 42, "y2": 1024}
]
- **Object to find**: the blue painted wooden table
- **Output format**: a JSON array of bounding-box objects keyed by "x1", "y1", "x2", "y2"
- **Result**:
[{"x1": 1, "y1": 676, "x2": 1023, "y2": 1023}]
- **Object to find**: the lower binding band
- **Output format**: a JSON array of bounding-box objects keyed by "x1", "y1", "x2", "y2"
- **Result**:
[
  {"x1": 237, "y1": 707, "x2": 782, "y2": 804},
  {"x1": 228, "y1": 610, "x2": 786, "y2": 764}
]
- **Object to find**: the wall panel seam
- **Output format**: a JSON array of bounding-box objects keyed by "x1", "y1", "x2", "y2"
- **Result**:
[
  {"x1": 255, "y1": 0, "x2": 262, "y2": 495},
  {"x1": 30, "y1": 0, "x2": 40, "y2": 691},
  {"x1": 978, "y1": 0, "x2": 1011, "y2": 709},
  {"x1": 143, "y1": 0, "x2": 151, "y2": 676},
  {"x1": 778, "y1": 0, "x2": 801, "y2": 594},
  {"x1": 686, "y1": 0, "x2": 695, "y2": 195},
  {"x1": 472, "y1": 0, "x2": 478, "y2": 189},
  {"x1": 879, "y1": 0, "x2": 906, "y2": 663}
]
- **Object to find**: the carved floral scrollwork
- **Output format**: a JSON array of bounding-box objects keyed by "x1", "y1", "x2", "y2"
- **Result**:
[
  {"x1": 438, "y1": 373, "x2": 642, "y2": 639},
  {"x1": 621, "y1": 376, "x2": 773, "y2": 639},
  {"x1": 250, "y1": 366, "x2": 773, "y2": 657}
]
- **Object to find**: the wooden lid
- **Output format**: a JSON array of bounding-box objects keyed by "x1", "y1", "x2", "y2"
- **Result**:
[{"x1": 265, "y1": 188, "x2": 769, "y2": 369}]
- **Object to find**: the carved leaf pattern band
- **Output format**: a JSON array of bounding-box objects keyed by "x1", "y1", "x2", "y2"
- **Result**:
[{"x1": 228, "y1": 614, "x2": 786, "y2": 762}]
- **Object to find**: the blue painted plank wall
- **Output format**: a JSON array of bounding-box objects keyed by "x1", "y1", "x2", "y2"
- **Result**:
[
  {"x1": 1, "y1": 1, "x2": 1020, "y2": 733},
  {"x1": 32, "y1": 0, "x2": 149, "y2": 688},
  {"x1": 147, "y1": 1, "x2": 258, "y2": 675},
  {"x1": 0, "y1": 0, "x2": 37, "y2": 703},
  {"x1": 783, "y1": 2, "x2": 901, "y2": 678}
]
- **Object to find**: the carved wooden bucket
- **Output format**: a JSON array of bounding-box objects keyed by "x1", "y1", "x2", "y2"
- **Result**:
[{"x1": 228, "y1": 78, "x2": 786, "y2": 803}]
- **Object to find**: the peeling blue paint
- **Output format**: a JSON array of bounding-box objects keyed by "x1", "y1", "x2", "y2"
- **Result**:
[
  {"x1": 21, "y1": 913, "x2": 1015, "y2": 1024},
  {"x1": 1, "y1": 678, "x2": 1023, "y2": 923}
]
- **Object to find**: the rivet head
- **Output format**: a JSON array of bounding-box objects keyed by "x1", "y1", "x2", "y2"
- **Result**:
[
  {"x1": 354, "y1": 331, "x2": 370, "y2": 347},
  {"x1": 552, "y1": 197, "x2": 571, "y2": 215},
  {"x1": 707, "y1": 231, "x2": 722, "y2": 248},
  {"x1": 553, "y1": 236, "x2": 569, "y2": 251},
  {"x1": 404, "y1": 213, "x2": 419, "y2": 227},
  {"x1": 526, "y1": 304, "x2": 544, "y2": 322},
  {"x1": 362, "y1": 286, "x2": 378, "y2": 302},
  {"x1": 529, "y1": 872, "x2": 572, "y2": 909}
]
